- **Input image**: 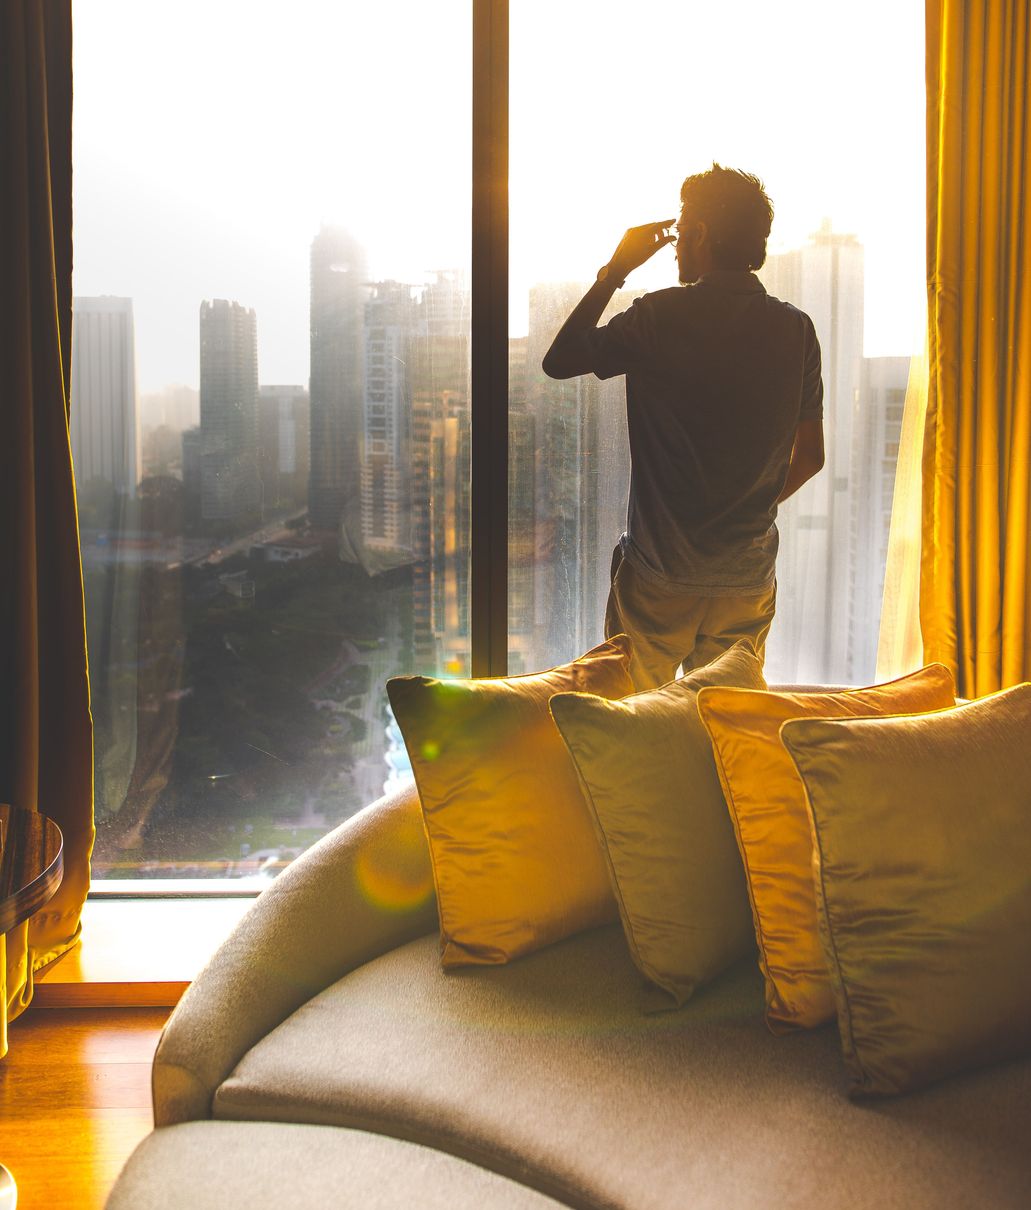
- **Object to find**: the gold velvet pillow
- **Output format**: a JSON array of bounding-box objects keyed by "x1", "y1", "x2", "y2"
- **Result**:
[
  {"x1": 696, "y1": 665, "x2": 956, "y2": 1032},
  {"x1": 386, "y1": 636, "x2": 634, "y2": 968},
  {"x1": 549, "y1": 641, "x2": 765, "y2": 1006},
  {"x1": 780, "y1": 684, "x2": 1031, "y2": 1096}
]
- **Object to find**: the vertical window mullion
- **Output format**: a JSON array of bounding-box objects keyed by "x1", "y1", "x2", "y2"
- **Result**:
[{"x1": 470, "y1": 0, "x2": 509, "y2": 678}]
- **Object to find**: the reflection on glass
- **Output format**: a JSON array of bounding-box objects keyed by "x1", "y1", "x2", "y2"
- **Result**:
[{"x1": 72, "y1": 1, "x2": 470, "y2": 880}]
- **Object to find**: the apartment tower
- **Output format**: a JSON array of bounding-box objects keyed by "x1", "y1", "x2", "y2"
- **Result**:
[
  {"x1": 70, "y1": 296, "x2": 140, "y2": 498},
  {"x1": 308, "y1": 227, "x2": 369, "y2": 540},
  {"x1": 199, "y1": 299, "x2": 260, "y2": 529},
  {"x1": 760, "y1": 222, "x2": 865, "y2": 684}
]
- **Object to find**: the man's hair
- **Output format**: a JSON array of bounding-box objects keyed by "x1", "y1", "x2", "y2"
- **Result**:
[{"x1": 679, "y1": 164, "x2": 773, "y2": 271}]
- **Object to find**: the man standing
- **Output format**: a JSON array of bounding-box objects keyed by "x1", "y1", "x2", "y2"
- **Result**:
[{"x1": 543, "y1": 164, "x2": 825, "y2": 690}]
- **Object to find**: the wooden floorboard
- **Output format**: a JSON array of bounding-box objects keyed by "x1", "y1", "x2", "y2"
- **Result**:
[{"x1": 1, "y1": 1007, "x2": 169, "y2": 1210}]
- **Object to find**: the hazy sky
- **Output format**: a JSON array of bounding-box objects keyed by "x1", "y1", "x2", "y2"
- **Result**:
[{"x1": 72, "y1": 0, "x2": 925, "y2": 393}]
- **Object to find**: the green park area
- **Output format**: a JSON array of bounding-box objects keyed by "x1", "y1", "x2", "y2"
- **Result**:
[{"x1": 88, "y1": 540, "x2": 414, "y2": 878}]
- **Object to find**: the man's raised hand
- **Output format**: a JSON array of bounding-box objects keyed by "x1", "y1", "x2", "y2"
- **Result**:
[{"x1": 608, "y1": 219, "x2": 676, "y2": 278}]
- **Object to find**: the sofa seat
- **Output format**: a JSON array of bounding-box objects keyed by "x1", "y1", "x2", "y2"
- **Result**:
[
  {"x1": 106, "y1": 1120, "x2": 566, "y2": 1210},
  {"x1": 107, "y1": 783, "x2": 1031, "y2": 1209},
  {"x1": 212, "y1": 925, "x2": 1031, "y2": 1210}
]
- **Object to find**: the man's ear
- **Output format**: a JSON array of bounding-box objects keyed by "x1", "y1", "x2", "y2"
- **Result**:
[{"x1": 693, "y1": 220, "x2": 710, "y2": 248}]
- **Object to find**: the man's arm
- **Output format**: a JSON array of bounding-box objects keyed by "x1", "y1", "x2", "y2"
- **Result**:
[
  {"x1": 542, "y1": 220, "x2": 673, "y2": 380},
  {"x1": 776, "y1": 418, "x2": 825, "y2": 504}
]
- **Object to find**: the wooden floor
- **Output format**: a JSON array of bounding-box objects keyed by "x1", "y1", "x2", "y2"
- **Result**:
[
  {"x1": 1, "y1": 1006, "x2": 170, "y2": 1210},
  {"x1": 2, "y1": 1006, "x2": 166, "y2": 1205},
  {"x1": 1, "y1": 898, "x2": 252, "y2": 1206}
]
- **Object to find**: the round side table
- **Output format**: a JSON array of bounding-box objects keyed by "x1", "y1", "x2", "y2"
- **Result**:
[{"x1": 0, "y1": 804, "x2": 64, "y2": 1210}]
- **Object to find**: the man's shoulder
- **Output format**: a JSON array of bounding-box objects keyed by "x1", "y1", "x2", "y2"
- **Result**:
[
  {"x1": 641, "y1": 283, "x2": 814, "y2": 325},
  {"x1": 630, "y1": 285, "x2": 688, "y2": 312},
  {"x1": 760, "y1": 290, "x2": 817, "y2": 328},
  {"x1": 624, "y1": 285, "x2": 699, "y2": 327}
]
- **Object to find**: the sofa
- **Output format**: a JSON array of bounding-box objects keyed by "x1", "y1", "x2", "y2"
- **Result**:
[{"x1": 107, "y1": 766, "x2": 1031, "y2": 1209}]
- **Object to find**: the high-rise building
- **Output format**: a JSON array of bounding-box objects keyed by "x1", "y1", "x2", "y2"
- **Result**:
[
  {"x1": 508, "y1": 335, "x2": 536, "y2": 675},
  {"x1": 139, "y1": 384, "x2": 199, "y2": 434},
  {"x1": 847, "y1": 356, "x2": 910, "y2": 681},
  {"x1": 523, "y1": 284, "x2": 634, "y2": 671},
  {"x1": 258, "y1": 385, "x2": 310, "y2": 512},
  {"x1": 360, "y1": 281, "x2": 417, "y2": 568},
  {"x1": 308, "y1": 227, "x2": 369, "y2": 538},
  {"x1": 70, "y1": 296, "x2": 140, "y2": 497},
  {"x1": 760, "y1": 222, "x2": 865, "y2": 683},
  {"x1": 409, "y1": 273, "x2": 471, "y2": 673},
  {"x1": 199, "y1": 299, "x2": 260, "y2": 529},
  {"x1": 413, "y1": 269, "x2": 469, "y2": 394},
  {"x1": 426, "y1": 397, "x2": 471, "y2": 676},
  {"x1": 181, "y1": 425, "x2": 202, "y2": 528}
]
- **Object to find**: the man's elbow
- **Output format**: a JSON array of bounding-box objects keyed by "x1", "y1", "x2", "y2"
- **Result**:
[
  {"x1": 542, "y1": 349, "x2": 577, "y2": 380},
  {"x1": 799, "y1": 450, "x2": 824, "y2": 488},
  {"x1": 541, "y1": 350, "x2": 564, "y2": 379}
]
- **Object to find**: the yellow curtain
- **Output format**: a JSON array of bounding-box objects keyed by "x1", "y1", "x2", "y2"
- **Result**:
[
  {"x1": 923, "y1": 0, "x2": 1031, "y2": 697},
  {"x1": 0, "y1": 0, "x2": 94, "y2": 1054}
]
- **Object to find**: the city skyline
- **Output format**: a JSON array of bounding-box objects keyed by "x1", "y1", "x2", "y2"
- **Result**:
[
  {"x1": 78, "y1": 213, "x2": 908, "y2": 686},
  {"x1": 107, "y1": 218, "x2": 916, "y2": 406},
  {"x1": 79, "y1": 222, "x2": 924, "y2": 397},
  {"x1": 72, "y1": 0, "x2": 924, "y2": 393},
  {"x1": 72, "y1": 223, "x2": 909, "y2": 879}
]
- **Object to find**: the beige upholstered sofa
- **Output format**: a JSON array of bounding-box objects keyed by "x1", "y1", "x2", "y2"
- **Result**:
[{"x1": 107, "y1": 779, "x2": 1031, "y2": 1209}]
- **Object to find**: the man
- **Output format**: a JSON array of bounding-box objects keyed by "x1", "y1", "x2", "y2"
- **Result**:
[{"x1": 543, "y1": 163, "x2": 825, "y2": 690}]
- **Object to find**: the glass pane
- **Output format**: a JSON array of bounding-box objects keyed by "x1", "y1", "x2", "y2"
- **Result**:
[
  {"x1": 72, "y1": 1, "x2": 470, "y2": 881},
  {"x1": 510, "y1": 1, "x2": 925, "y2": 687}
]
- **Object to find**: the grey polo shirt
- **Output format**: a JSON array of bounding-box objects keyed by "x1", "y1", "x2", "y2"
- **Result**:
[{"x1": 586, "y1": 270, "x2": 824, "y2": 594}]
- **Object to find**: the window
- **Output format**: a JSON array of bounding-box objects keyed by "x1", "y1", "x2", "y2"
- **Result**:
[
  {"x1": 509, "y1": 1, "x2": 924, "y2": 688},
  {"x1": 73, "y1": 1, "x2": 471, "y2": 883},
  {"x1": 73, "y1": 0, "x2": 923, "y2": 885}
]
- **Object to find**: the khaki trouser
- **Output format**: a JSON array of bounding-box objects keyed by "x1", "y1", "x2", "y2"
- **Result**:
[{"x1": 604, "y1": 545, "x2": 777, "y2": 692}]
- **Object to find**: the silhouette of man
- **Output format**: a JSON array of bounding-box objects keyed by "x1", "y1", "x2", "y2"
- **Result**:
[{"x1": 543, "y1": 164, "x2": 825, "y2": 690}]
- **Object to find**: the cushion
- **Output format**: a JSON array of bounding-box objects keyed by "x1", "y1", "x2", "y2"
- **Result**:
[
  {"x1": 386, "y1": 635, "x2": 634, "y2": 967},
  {"x1": 695, "y1": 665, "x2": 956, "y2": 1031},
  {"x1": 549, "y1": 640, "x2": 764, "y2": 1005},
  {"x1": 214, "y1": 926, "x2": 1031, "y2": 1210},
  {"x1": 780, "y1": 683, "x2": 1031, "y2": 1097}
]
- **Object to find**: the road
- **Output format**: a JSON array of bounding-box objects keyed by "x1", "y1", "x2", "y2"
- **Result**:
[{"x1": 188, "y1": 508, "x2": 309, "y2": 568}]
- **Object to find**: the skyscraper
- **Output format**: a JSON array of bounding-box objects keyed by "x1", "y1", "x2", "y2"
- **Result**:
[
  {"x1": 524, "y1": 283, "x2": 634, "y2": 671},
  {"x1": 760, "y1": 222, "x2": 865, "y2": 683},
  {"x1": 360, "y1": 281, "x2": 417, "y2": 569},
  {"x1": 426, "y1": 397, "x2": 470, "y2": 676},
  {"x1": 409, "y1": 272, "x2": 471, "y2": 673},
  {"x1": 199, "y1": 299, "x2": 260, "y2": 529},
  {"x1": 508, "y1": 335, "x2": 536, "y2": 675},
  {"x1": 308, "y1": 227, "x2": 369, "y2": 539},
  {"x1": 258, "y1": 385, "x2": 310, "y2": 512},
  {"x1": 70, "y1": 296, "x2": 140, "y2": 497},
  {"x1": 847, "y1": 356, "x2": 910, "y2": 681}
]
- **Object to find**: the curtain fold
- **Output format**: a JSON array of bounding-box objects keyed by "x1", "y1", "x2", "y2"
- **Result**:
[
  {"x1": 923, "y1": 0, "x2": 1031, "y2": 696},
  {"x1": 0, "y1": 0, "x2": 93, "y2": 1053}
]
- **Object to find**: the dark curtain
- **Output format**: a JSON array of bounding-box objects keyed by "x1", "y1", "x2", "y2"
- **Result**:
[{"x1": 0, "y1": 0, "x2": 93, "y2": 1052}]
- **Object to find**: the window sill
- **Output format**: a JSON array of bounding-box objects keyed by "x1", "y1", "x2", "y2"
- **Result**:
[{"x1": 33, "y1": 896, "x2": 254, "y2": 1009}]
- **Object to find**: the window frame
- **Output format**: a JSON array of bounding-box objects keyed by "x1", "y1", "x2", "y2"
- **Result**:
[{"x1": 470, "y1": 0, "x2": 510, "y2": 678}]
